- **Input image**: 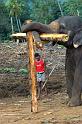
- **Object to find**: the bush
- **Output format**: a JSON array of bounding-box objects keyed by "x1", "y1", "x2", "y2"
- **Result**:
[{"x1": 19, "y1": 68, "x2": 28, "y2": 76}]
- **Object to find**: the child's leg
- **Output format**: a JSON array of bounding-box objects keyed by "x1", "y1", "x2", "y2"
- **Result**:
[
  {"x1": 37, "y1": 73, "x2": 41, "y2": 99},
  {"x1": 42, "y1": 73, "x2": 48, "y2": 95},
  {"x1": 38, "y1": 81, "x2": 42, "y2": 99}
]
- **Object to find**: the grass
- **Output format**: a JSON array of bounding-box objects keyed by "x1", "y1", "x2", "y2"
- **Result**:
[
  {"x1": 0, "y1": 67, "x2": 28, "y2": 76},
  {"x1": 19, "y1": 68, "x2": 28, "y2": 76},
  {"x1": 0, "y1": 67, "x2": 16, "y2": 73}
]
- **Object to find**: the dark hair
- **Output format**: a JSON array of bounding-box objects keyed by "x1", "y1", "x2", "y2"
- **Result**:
[{"x1": 34, "y1": 53, "x2": 40, "y2": 57}]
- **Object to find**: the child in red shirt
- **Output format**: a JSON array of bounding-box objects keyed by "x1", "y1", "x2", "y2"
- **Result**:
[{"x1": 34, "y1": 53, "x2": 46, "y2": 99}]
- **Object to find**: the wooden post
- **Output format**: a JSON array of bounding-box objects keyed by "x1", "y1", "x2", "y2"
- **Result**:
[{"x1": 26, "y1": 32, "x2": 38, "y2": 113}]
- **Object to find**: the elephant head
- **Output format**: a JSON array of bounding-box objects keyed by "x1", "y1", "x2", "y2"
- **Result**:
[{"x1": 21, "y1": 16, "x2": 82, "y2": 48}]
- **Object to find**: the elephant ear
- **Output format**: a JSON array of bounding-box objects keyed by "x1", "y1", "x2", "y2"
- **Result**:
[{"x1": 73, "y1": 31, "x2": 82, "y2": 48}]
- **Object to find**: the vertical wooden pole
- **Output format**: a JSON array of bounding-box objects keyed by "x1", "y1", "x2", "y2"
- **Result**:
[{"x1": 26, "y1": 32, "x2": 38, "y2": 113}]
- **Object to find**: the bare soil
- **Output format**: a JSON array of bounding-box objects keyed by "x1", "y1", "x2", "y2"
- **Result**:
[
  {"x1": 0, "y1": 43, "x2": 82, "y2": 124},
  {"x1": 1, "y1": 91, "x2": 82, "y2": 124}
]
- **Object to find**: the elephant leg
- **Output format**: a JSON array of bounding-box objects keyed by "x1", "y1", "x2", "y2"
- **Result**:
[
  {"x1": 68, "y1": 64, "x2": 82, "y2": 106},
  {"x1": 65, "y1": 70, "x2": 74, "y2": 99},
  {"x1": 65, "y1": 49, "x2": 75, "y2": 99}
]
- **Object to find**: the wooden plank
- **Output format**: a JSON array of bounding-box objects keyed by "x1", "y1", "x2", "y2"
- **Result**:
[
  {"x1": 26, "y1": 32, "x2": 38, "y2": 113},
  {"x1": 10, "y1": 33, "x2": 26, "y2": 38},
  {"x1": 40, "y1": 33, "x2": 69, "y2": 42}
]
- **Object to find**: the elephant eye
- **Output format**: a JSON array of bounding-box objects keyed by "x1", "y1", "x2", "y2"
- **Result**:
[{"x1": 60, "y1": 23, "x2": 66, "y2": 29}]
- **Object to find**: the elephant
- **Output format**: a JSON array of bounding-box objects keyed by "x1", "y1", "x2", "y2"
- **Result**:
[{"x1": 21, "y1": 16, "x2": 82, "y2": 106}]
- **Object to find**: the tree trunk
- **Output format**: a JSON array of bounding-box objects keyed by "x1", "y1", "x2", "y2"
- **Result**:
[
  {"x1": 18, "y1": 19, "x2": 22, "y2": 31},
  {"x1": 10, "y1": 16, "x2": 14, "y2": 34},
  {"x1": 16, "y1": 15, "x2": 20, "y2": 32}
]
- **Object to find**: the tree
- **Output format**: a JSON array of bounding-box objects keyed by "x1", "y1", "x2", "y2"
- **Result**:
[
  {"x1": 29, "y1": 0, "x2": 61, "y2": 24},
  {"x1": 0, "y1": 3, "x2": 10, "y2": 41},
  {"x1": 6, "y1": 0, "x2": 22, "y2": 33},
  {"x1": 62, "y1": 0, "x2": 82, "y2": 17},
  {"x1": 19, "y1": 0, "x2": 30, "y2": 23}
]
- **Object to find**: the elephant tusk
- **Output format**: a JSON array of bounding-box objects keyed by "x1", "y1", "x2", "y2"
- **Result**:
[{"x1": 73, "y1": 43, "x2": 79, "y2": 48}]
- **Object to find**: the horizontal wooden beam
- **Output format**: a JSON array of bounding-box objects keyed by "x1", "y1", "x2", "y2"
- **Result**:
[
  {"x1": 10, "y1": 32, "x2": 69, "y2": 42},
  {"x1": 10, "y1": 33, "x2": 26, "y2": 38}
]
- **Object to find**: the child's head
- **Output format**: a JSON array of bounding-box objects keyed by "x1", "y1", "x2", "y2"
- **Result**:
[{"x1": 35, "y1": 53, "x2": 41, "y2": 61}]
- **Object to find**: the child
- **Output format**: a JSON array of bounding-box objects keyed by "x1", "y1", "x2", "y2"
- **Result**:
[{"x1": 34, "y1": 53, "x2": 47, "y2": 99}]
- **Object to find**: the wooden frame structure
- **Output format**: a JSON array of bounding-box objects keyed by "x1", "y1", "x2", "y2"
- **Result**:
[{"x1": 11, "y1": 32, "x2": 69, "y2": 113}]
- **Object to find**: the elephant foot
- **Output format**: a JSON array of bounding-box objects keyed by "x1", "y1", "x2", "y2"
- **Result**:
[{"x1": 67, "y1": 99, "x2": 81, "y2": 107}]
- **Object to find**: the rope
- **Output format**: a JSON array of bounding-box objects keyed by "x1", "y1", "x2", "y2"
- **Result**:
[{"x1": 42, "y1": 65, "x2": 56, "y2": 90}]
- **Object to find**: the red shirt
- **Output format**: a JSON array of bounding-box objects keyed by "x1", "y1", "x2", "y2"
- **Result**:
[{"x1": 35, "y1": 59, "x2": 45, "y2": 72}]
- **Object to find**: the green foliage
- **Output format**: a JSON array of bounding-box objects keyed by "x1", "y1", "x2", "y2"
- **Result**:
[
  {"x1": 0, "y1": 67, "x2": 16, "y2": 73},
  {"x1": 0, "y1": 3, "x2": 11, "y2": 42},
  {"x1": 0, "y1": 67, "x2": 28, "y2": 76},
  {"x1": 1, "y1": 0, "x2": 82, "y2": 41},
  {"x1": 0, "y1": 0, "x2": 61, "y2": 41},
  {"x1": 62, "y1": 0, "x2": 82, "y2": 17},
  {"x1": 19, "y1": 0, "x2": 30, "y2": 23},
  {"x1": 6, "y1": 0, "x2": 22, "y2": 16},
  {"x1": 19, "y1": 68, "x2": 28, "y2": 76},
  {"x1": 29, "y1": 0, "x2": 61, "y2": 23}
]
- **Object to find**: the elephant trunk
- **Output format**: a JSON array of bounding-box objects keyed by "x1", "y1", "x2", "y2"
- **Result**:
[{"x1": 21, "y1": 22, "x2": 55, "y2": 34}]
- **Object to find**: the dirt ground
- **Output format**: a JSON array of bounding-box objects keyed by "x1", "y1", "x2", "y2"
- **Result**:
[
  {"x1": 1, "y1": 91, "x2": 82, "y2": 124},
  {"x1": 0, "y1": 43, "x2": 82, "y2": 124}
]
